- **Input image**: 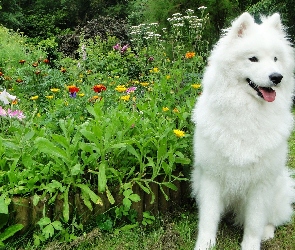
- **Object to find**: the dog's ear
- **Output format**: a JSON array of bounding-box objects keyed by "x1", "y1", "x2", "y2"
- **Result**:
[
  {"x1": 231, "y1": 12, "x2": 254, "y2": 38},
  {"x1": 263, "y1": 13, "x2": 283, "y2": 31}
]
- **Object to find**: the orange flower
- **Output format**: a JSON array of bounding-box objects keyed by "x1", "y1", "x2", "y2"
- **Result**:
[
  {"x1": 19, "y1": 60, "x2": 26, "y2": 64},
  {"x1": 185, "y1": 52, "x2": 196, "y2": 59},
  {"x1": 0, "y1": 72, "x2": 4, "y2": 77},
  {"x1": 43, "y1": 58, "x2": 50, "y2": 64},
  {"x1": 32, "y1": 62, "x2": 38, "y2": 67},
  {"x1": 68, "y1": 85, "x2": 80, "y2": 93},
  {"x1": 93, "y1": 84, "x2": 107, "y2": 93},
  {"x1": 16, "y1": 78, "x2": 23, "y2": 83}
]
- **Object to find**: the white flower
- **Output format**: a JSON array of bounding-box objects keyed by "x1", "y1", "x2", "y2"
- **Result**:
[
  {"x1": 0, "y1": 89, "x2": 16, "y2": 105},
  {"x1": 198, "y1": 6, "x2": 207, "y2": 10}
]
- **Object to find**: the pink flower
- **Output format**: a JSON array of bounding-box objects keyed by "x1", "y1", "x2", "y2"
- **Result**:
[
  {"x1": 7, "y1": 109, "x2": 26, "y2": 120},
  {"x1": 0, "y1": 106, "x2": 7, "y2": 116},
  {"x1": 113, "y1": 43, "x2": 121, "y2": 51},
  {"x1": 126, "y1": 86, "x2": 137, "y2": 93}
]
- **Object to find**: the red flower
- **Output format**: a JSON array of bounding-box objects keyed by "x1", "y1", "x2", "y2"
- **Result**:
[
  {"x1": 68, "y1": 86, "x2": 80, "y2": 93},
  {"x1": 92, "y1": 84, "x2": 107, "y2": 93},
  {"x1": 43, "y1": 58, "x2": 50, "y2": 64}
]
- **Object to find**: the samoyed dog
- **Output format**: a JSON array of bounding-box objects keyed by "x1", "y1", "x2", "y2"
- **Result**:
[{"x1": 191, "y1": 12, "x2": 295, "y2": 250}]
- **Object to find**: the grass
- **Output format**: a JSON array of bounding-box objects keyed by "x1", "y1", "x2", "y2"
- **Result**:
[{"x1": 4, "y1": 119, "x2": 295, "y2": 250}]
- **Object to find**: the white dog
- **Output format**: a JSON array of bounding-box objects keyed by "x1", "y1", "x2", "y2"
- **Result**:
[{"x1": 191, "y1": 12, "x2": 295, "y2": 250}]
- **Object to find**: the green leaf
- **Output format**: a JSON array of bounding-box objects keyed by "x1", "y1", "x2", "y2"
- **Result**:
[
  {"x1": 33, "y1": 194, "x2": 40, "y2": 206},
  {"x1": 70, "y1": 163, "x2": 82, "y2": 176},
  {"x1": 174, "y1": 157, "x2": 191, "y2": 164},
  {"x1": 0, "y1": 196, "x2": 8, "y2": 214},
  {"x1": 43, "y1": 224, "x2": 54, "y2": 239},
  {"x1": 51, "y1": 221, "x2": 63, "y2": 231},
  {"x1": 106, "y1": 186, "x2": 115, "y2": 205},
  {"x1": 136, "y1": 181, "x2": 150, "y2": 194},
  {"x1": 63, "y1": 186, "x2": 70, "y2": 222},
  {"x1": 76, "y1": 184, "x2": 102, "y2": 205},
  {"x1": 35, "y1": 137, "x2": 68, "y2": 161},
  {"x1": 51, "y1": 134, "x2": 69, "y2": 149},
  {"x1": 98, "y1": 162, "x2": 107, "y2": 192},
  {"x1": 0, "y1": 224, "x2": 23, "y2": 242},
  {"x1": 129, "y1": 194, "x2": 141, "y2": 202},
  {"x1": 162, "y1": 182, "x2": 178, "y2": 191},
  {"x1": 37, "y1": 217, "x2": 51, "y2": 227}
]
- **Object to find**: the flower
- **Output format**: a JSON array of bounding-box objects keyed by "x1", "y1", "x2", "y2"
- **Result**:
[
  {"x1": 173, "y1": 108, "x2": 179, "y2": 113},
  {"x1": 115, "y1": 85, "x2": 127, "y2": 92},
  {"x1": 45, "y1": 95, "x2": 54, "y2": 99},
  {"x1": 191, "y1": 84, "x2": 201, "y2": 89},
  {"x1": 60, "y1": 67, "x2": 67, "y2": 73},
  {"x1": 93, "y1": 84, "x2": 107, "y2": 93},
  {"x1": 140, "y1": 82, "x2": 149, "y2": 87},
  {"x1": 68, "y1": 85, "x2": 80, "y2": 98},
  {"x1": 150, "y1": 67, "x2": 159, "y2": 73},
  {"x1": 78, "y1": 93, "x2": 85, "y2": 97},
  {"x1": 113, "y1": 43, "x2": 121, "y2": 51},
  {"x1": 89, "y1": 95, "x2": 102, "y2": 102},
  {"x1": 126, "y1": 86, "x2": 137, "y2": 93},
  {"x1": 43, "y1": 58, "x2": 50, "y2": 64},
  {"x1": 32, "y1": 62, "x2": 38, "y2": 67},
  {"x1": 173, "y1": 129, "x2": 185, "y2": 138},
  {"x1": 0, "y1": 89, "x2": 17, "y2": 105},
  {"x1": 166, "y1": 75, "x2": 171, "y2": 80},
  {"x1": 30, "y1": 95, "x2": 39, "y2": 100},
  {"x1": 185, "y1": 52, "x2": 196, "y2": 59},
  {"x1": 16, "y1": 78, "x2": 23, "y2": 83},
  {"x1": 19, "y1": 59, "x2": 26, "y2": 64},
  {"x1": 162, "y1": 107, "x2": 169, "y2": 112},
  {"x1": 7, "y1": 109, "x2": 26, "y2": 120},
  {"x1": 0, "y1": 106, "x2": 7, "y2": 116},
  {"x1": 121, "y1": 95, "x2": 130, "y2": 101},
  {"x1": 50, "y1": 88, "x2": 60, "y2": 92}
]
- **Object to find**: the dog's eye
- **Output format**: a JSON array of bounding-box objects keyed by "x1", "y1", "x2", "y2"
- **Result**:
[
  {"x1": 249, "y1": 56, "x2": 258, "y2": 62},
  {"x1": 274, "y1": 57, "x2": 278, "y2": 62}
]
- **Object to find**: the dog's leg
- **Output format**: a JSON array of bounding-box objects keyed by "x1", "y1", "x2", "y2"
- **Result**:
[
  {"x1": 194, "y1": 177, "x2": 223, "y2": 250},
  {"x1": 241, "y1": 189, "x2": 267, "y2": 250},
  {"x1": 262, "y1": 224, "x2": 275, "y2": 241}
]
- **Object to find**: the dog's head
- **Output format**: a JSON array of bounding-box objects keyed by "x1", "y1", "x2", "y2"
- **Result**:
[{"x1": 210, "y1": 12, "x2": 294, "y2": 103}]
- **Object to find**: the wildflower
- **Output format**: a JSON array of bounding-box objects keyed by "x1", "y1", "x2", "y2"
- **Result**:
[
  {"x1": 150, "y1": 67, "x2": 159, "y2": 73},
  {"x1": 16, "y1": 78, "x2": 23, "y2": 83},
  {"x1": 162, "y1": 107, "x2": 169, "y2": 112},
  {"x1": 93, "y1": 84, "x2": 107, "y2": 93},
  {"x1": 43, "y1": 58, "x2": 50, "y2": 64},
  {"x1": 148, "y1": 56, "x2": 154, "y2": 62},
  {"x1": 45, "y1": 95, "x2": 54, "y2": 99},
  {"x1": 185, "y1": 52, "x2": 196, "y2": 59},
  {"x1": 60, "y1": 67, "x2": 67, "y2": 73},
  {"x1": 32, "y1": 62, "x2": 38, "y2": 67},
  {"x1": 198, "y1": 6, "x2": 207, "y2": 10},
  {"x1": 78, "y1": 93, "x2": 85, "y2": 97},
  {"x1": 30, "y1": 96, "x2": 39, "y2": 100},
  {"x1": 121, "y1": 95, "x2": 130, "y2": 101},
  {"x1": 12, "y1": 99, "x2": 18, "y2": 105},
  {"x1": 50, "y1": 88, "x2": 60, "y2": 92},
  {"x1": 0, "y1": 72, "x2": 4, "y2": 77},
  {"x1": 115, "y1": 85, "x2": 127, "y2": 92},
  {"x1": 89, "y1": 95, "x2": 102, "y2": 102},
  {"x1": 68, "y1": 85, "x2": 80, "y2": 98},
  {"x1": 121, "y1": 44, "x2": 129, "y2": 53},
  {"x1": 173, "y1": 108, "x2": 179, "y2": 113},
  {"x1": 166, "y1": 75, "x2": 171, "y2": 80},
  {"x1": 113, "y1": 43, "x2": 121, "y2": 51},
  {"x1": 19, "y1": 60, "x2": 26, "y2": 64},
  {"x1": 37, "y1": 113, "x2": 41, "y2": 117},
  {"x1": 0, "y1": 89, "x2": 17, "y2": 105},
  {"x1": 87, "y1": 70, "x2": 92, "y2": 74},
  {"x1": 35, "y1": 70, "x2": 41, "y2": 75},
  {"x1": 173, "y1": 129, "x2": 185, "y2": 138},
  {"x1": 126, "y1": 86, "x2": 137, "y2": 93},
  {"x1": 140, "y1": 82, "x2": 149, "y2": 87},
  {"x1": 7, "y1": 109, "x2": 26, "y2": 120},
  {"x1": 191, "y1": 84, "x2": 201, "y2": 89},
  {"x1": 0, "y1": 106, "x2": 7, "y2": 116}
]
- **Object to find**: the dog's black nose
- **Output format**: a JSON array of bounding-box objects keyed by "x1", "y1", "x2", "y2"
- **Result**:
[{"x1": 269, "y1": 73, "x2": 283, "y2": 85}]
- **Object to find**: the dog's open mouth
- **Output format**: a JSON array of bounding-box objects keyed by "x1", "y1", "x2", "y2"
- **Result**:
[{"x1": 246, "y1": 78, "x2": 276, "y2": 102}]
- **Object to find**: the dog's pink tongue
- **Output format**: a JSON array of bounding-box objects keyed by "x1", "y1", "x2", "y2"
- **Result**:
[{"x1": 259, "y1": 87, "x2": 276, "y2": 102}]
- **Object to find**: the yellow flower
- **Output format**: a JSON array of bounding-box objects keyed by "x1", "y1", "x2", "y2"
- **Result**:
[
  {"x1": 121, "y1": 95, "x2": 130, "y2": 101},
  {"x1": 185, "y1": 52, "x2": 196, "y2": 59},
  {"x1": 140, "y1": 82, "x2": 149, "y2": 87},
  {"x1": 162, "y1": 107, "x2": 169, "y2": 112},
  {"x1": 173, "y1": 129, "x2": 185, "y2": 138},
  {"x1": 115, "y1": 85, "x2": 127, "y2": 92},
  {"x1": 191, "y1": 84, "x2": 201, "y2": 89},
  {"x1": 45, "y1": 95, "x2": 54, "y2": 99},
  {"x1": 173, "y1": 108, "x2": 179, "y2": 113},
  {"x1": 37, "y1": 113, "x2": 41, "y2": 117},
  {"x1": 50, "y1": 88, "x2": 60, "y2": 92},
  {"x1": 30, "y1": 95, "x2": 39, "y2": 100},
  {"x1": 149, "y1": 67, "x2": 159, "y2": 73},
  {"x1": 166, "y1": 75, "x2": 171, "y2": 80},
  {"x1": 78, "y1": 93, "x2": 85, "y2": 97}
]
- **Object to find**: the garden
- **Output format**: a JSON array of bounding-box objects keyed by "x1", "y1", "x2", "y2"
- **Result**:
[{"x1": 0, "y1": 1, "x2": 295, "y2": 249}]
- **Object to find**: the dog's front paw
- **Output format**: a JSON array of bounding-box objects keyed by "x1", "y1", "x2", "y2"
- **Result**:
[
  {"x1": 262, "y1": 224, "x2": 275, "y2": 241},
  {"x1": 241, "y1": 237, "x2": 260, "y2": 250}
]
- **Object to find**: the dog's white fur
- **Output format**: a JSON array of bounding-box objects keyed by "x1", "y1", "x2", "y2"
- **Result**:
[{"x1": 191, "y1": 12, "x2": 295, "y2": 250}]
